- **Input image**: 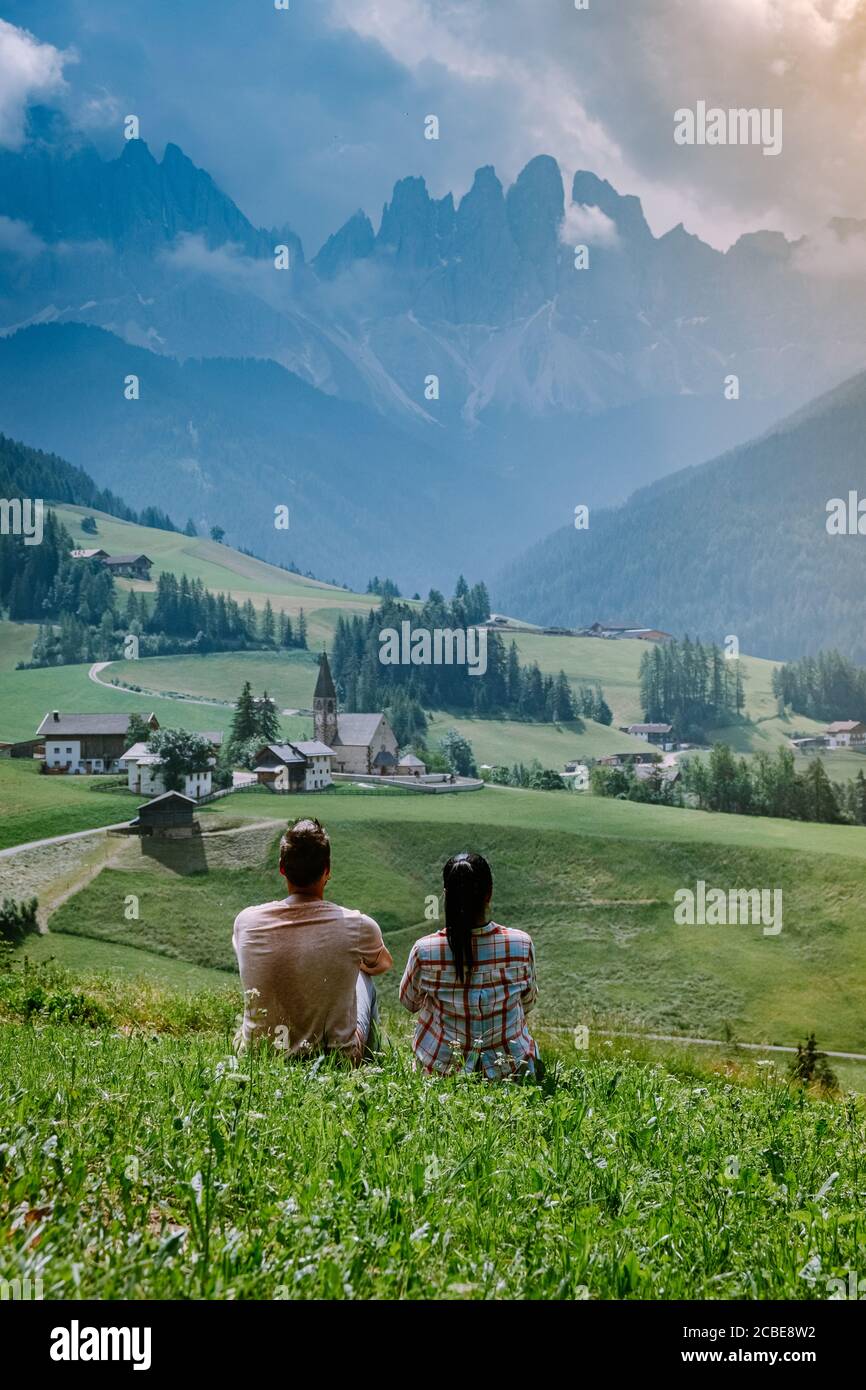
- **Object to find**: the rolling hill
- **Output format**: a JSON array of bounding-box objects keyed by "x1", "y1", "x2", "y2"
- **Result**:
[{"x1": 495, "y1": 368, "x2": 866, "y2": 662}]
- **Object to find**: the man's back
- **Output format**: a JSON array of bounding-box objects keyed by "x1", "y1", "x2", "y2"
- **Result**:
[{"x1": 233, "y1": 896, "x2": 389, "y2": 1058}]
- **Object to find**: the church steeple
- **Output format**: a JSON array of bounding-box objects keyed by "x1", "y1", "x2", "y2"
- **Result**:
[{"x1": 314, "y1": 650, "x2": 338, "y2": 747}]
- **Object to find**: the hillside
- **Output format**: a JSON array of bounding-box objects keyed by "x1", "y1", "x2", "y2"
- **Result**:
[
  {"x1": 495, "y1": 368, "x2": 866, "y2": 662},
  {"x1": 2, "y1": 1011, "x2": 859, "y2": 1299},
  {"x1": 27, "y1": 785, "x2": 866, "y2": 1055}
]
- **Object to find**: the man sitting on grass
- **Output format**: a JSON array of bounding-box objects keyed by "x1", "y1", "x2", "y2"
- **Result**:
[{"x1": 233, "y1": 817, "x2": 392, "y2": 1061}]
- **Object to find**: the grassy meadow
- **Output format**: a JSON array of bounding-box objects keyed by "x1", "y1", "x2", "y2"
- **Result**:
[
  {"x1": 22, "y1": 785, "x2": 865, "y2": 1054},
  {"x1": 0, "y1": 990, "x2": 863, "y2": 1300}
]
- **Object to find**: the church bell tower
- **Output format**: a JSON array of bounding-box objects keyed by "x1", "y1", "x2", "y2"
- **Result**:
[{"x1": 314, "y1": 650, "x2": 338, "y2": 748}]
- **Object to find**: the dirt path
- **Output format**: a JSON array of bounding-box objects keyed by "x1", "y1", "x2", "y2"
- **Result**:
[{"x1": 88, "y1": 661, "x2": 231, "y2": 710}]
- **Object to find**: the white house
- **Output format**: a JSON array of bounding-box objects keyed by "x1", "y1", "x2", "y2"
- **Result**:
[
  {"x1": 562, "y1": 762, "x2": 590, "y2": 791},
  {"x1": 253, "y1": 741, "x2": 334, "y2": 792},
  {"x1": 119, "y1": 743, "x2": 213, "y2": 800},
  {"x1": 825, "y1": 720, "x2": 866, "y2": 749}
]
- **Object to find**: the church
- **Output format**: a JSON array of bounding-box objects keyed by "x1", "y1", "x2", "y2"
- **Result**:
[{"x1": 313, "y1": 651, "x2": 400, "y2": 776}]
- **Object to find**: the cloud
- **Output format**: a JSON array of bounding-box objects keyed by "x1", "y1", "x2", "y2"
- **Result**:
[
  {"x1": 0, "y1": 18, "x2": 71, "y2": 148},
  {"x1": 793, "y1": 224, "x2": 866, "y2": 278},
  {"x1": 560, "y1": 204, "x2": 619, "y2": 248},
  {"x1": 0, "y1": 214, "x2": 45, "y2": 258}
]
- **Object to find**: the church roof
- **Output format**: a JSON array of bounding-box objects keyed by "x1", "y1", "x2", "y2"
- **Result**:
[
  {"x1": 336, "y1": 713, "x2": 383, "y2": 747},
  {"x1": 373, "y1": 748, "x2": 397, "y2": 766},
  {"x1": 314, "y1": 651, "x2": 336, "y2": 700}
]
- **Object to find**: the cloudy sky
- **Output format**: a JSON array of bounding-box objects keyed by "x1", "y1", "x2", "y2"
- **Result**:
[{"x1": 1, "y1": 0, "x2": 865, "y2": 254}]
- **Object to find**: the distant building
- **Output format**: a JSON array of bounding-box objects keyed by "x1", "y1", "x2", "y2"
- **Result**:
[
  {"x1": 101, "y1": 553, "x2": 153, "y2": 580},
  {"x1": 825, "y1": 720, "x2": 866, "y2": 749},
  {"x1": 253, "y1": 740, "x2": 333, "y2": 792},
  {"x1": 398, "y1": 753, "x2": 426, "y2": 777},
  {"x1": 36, "y1": 711, "x2": 159, "y2": 773},
  {"x1": 580, "y1": 622, "x2": 673, "y2": 643},
  {"x1": 623, "y1": 722, "x2": 674, "y2": 748},
  {"x1": 129, "y1": 791, "x2": 196, "y2": 836},
  {"x1": 313, "y1": 652, "x2": 399, "y2": 774},
  {"x1": 119, "y1": 742, "x2": 213, "y2": 800},
  {"x1": 70, "y1": 550, "x2": 152, "y2": 579},
  {"x1": 561, "y1": 762, "x2": 590, "y2": 791}
]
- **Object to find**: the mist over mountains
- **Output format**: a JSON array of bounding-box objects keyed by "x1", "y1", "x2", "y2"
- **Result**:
[{"x1": 2, "y1": 106, "x2": 866, "y2": 601}]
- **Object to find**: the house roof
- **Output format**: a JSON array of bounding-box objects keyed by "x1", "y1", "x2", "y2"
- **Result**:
[
  {"x1": 119, "y1": 742, "x2": 150, "y2": 762},
  {"x1": 336, "y1": 713, "x2": 382, "y2": 746},
  {"x1": 398, "y1": 754, "x2": 425, "y2": 766},
  {"x1": 826, "y1": 720, "x2": 865, "y2": 733},
  {"x1": 70, "y1": 548, "x2": 108, "y2": 559},
  {"x1": 373, "y1": 748, "x2": 397, "y2": 766},
  {"x1": 137, "y1": 791, "x2": 195, "y2": 809},
  {"x1": 103, "y1": 553, "x2": 152, "y2": 566},
  {"x1": 626, "y1": 723, "x2": 673, "y2": 735},
  {"x1": 255, "y1": 743, "x2": 306, "y2": 765},
  {"x1": 199, "y1": 731, "x2": 224, "y2": 745},
  {"x1": 37, "y1": 712, "x2": 139, "y2": 737},
  {"x1": 291, "y1": 740, "x2": 334, "y2": 758}
]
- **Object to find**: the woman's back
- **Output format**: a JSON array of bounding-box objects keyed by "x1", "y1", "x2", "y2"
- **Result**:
[{"x1": 399, "y1": 851, "x2": 538, "y2": 1078}]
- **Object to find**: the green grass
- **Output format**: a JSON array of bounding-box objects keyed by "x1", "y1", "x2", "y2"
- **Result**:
[
  {"x1": 101, "y1": 649, "x2": 320, "y2": 711},
  {"x1": 0, "y1": 761, "x2": 138, "y2": 850},
  {"x1": 13, "y1": 933, "x2": 235, "y2": 993},
  {"x1": 42, "y1": 789, "x2": 866, "y2": 1053},
  {"x1": 425, "y1": 711, "x2": 644, "y2": 765},
  {"x1": 0, "y1": 1008, "x2": 862, "y2": 1299}
]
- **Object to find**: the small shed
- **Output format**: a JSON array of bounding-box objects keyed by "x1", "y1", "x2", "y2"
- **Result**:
[
  {"x1": 129, "y1": 791, "x2": 196, "y2": 836},
  {"x1": 398, "y1": 753, "x2": 426, "y2": 777}
]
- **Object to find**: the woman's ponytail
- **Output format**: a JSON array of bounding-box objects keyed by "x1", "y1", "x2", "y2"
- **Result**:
[{"x1": 443, "y1": 852, "x2": 493, "y2": 983}]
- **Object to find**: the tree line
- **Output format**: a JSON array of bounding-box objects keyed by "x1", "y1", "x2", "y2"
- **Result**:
[
  {"x1": 2, "y1": 519, "x2": 309, "y2": 667},
  {"x1": 772, "y1": 650, "x2": 866, "y2": 723},
  {"x1": 640, "y1": 637, "x2": 744, "y2": 739},
  {"x1": 331, "y1": 580, "x2": 607, "y2": 725}
]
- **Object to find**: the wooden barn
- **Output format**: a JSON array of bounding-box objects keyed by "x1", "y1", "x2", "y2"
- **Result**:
[{"x1": 129, "y1": 791, "x2": 196, "y2": 836}]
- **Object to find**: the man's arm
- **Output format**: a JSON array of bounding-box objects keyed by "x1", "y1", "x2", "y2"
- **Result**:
[{"x1": 359, "y1": 915, "x2": 393, "y2": 975}]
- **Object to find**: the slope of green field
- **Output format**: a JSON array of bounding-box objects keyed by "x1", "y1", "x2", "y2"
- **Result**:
[
  {"x1": 52, "y1": 503, "x2": 379, "y2": 645},
  {"x1": 98, "y1": 648, "x2": 320, "y2": 711},
  {"x1": 425, "y1": 711, "x2": 644, "y2": 764},
  {"x1": 0, "y1": 761, "x2": 138, "y2": 849},
  {"x1": 2, "y1": 1018, "x2": 860, "y2": 1299},
  {"x1": 44, "y1": 788, "x2": 866, "y2": 1052},
  {"x1": 0, "y1": 646, "x2": 312, "y2": 746}
]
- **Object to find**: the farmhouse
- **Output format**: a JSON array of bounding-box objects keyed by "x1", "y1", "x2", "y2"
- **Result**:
[
  {"x1": 581, "y1": 622, "x2": 673, "y2": 643},
  {"x1": 313, "y1": 652, "x2": 399, "y2": 775},
  {"x1": 254, "y1": 740, "x2": 334, "y2": 792},
  {"x1": 623, "y1": 722, "x2": 674, "y2": 749},
  {"x1": 36, "y1": 711, "x2": 159, "y2": 773},
  {"x1": 119, "y1": 743, "x2": 214, "y2": 800},
  {"x1": 825, "y1": 720, "x2": 866, "y2": 749},
  {"x1": 102, "y1": 553, "x2": 153, "y2": 580},
  {"x1": 70, "y1": 550, "x2": 153, "y2": 579}
]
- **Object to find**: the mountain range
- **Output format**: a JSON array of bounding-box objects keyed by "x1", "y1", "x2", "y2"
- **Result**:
[{"x1": 2, "y1": 104, "x2": 866, "y2": 626}]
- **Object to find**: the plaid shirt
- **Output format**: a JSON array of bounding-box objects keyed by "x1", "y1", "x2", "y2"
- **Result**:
[{"x1": 399, "y1": 923, "x2": 538, "y2": 1079}]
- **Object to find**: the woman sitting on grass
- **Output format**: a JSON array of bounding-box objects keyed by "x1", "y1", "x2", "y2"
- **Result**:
[{"x1": 399, "y1": 851, "x2": 540, "y2": 1080}]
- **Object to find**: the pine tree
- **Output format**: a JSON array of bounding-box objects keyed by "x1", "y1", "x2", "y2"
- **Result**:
[
  {"x1": 230, "y1": 681, "x2": 259, "y2": 746},
  {"x1": 256, "y1": 691, "x2": 281, "y2": 743},
  {"x1": 297, "y1": 609, "x2": 307, "y2": 649}
]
